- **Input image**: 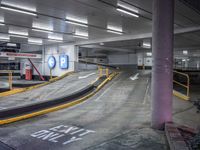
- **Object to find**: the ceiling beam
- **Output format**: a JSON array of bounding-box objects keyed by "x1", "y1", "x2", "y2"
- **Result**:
[
  {"x1": 80, "y1": 45, "x2": 134, "y2": 52},
  {"x1": 76, "y1": 26, "x2": 200, "y2": 46}
]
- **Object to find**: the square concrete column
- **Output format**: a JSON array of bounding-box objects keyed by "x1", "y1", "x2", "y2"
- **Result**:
[{"x1": 151, "y1": 0, "x2": 174, "y2": 130}]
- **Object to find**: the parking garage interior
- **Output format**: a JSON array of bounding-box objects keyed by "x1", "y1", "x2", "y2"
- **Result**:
[{"x1": 0, "y1": 0, "x2": 200, "y2": 150}]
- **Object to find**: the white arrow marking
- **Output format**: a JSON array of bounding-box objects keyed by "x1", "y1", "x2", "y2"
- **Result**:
[
  {"x1": 78, "y1": 73, "x2": 96, "y2": 79},
  {"x1": 130, "y1": 73, "x2": 139, "y2": 81}
]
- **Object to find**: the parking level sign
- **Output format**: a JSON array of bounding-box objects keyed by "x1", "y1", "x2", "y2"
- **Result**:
[{"x1": 60, "y1": 55, "x2": 69, "y2": 69}]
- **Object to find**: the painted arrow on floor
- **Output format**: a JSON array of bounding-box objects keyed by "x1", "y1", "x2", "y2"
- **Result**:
[
  {"x1": 78, "y1": 73, "x2": 96, "y2": 79},
  {"x1": 130, "y1": 73, "x2": 139, "y2": 81}
]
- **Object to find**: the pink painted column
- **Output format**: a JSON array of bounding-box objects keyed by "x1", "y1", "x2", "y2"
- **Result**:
[{"x1": 151, "y1": 0, "x2": 174, "y2": 129}]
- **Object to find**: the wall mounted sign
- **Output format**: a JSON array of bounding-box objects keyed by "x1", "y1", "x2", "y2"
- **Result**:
[
  {"x1": 48, "y1": 56, "x2": 56, "y2": 69},
  {"x1": 59, "y1": 55, "x2": 69, "y2": 69}
]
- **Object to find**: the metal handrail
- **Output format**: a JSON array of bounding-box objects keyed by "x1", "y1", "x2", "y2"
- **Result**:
[
  {"x1": 0, "y1": 70, "x2": 13, "y2": 90},
  {"x1": 173, "y1": 70, "x2": 190, "y2": 98},
  {"x1": 98, "y1": 66, "x2": 109, "y2": 78}
]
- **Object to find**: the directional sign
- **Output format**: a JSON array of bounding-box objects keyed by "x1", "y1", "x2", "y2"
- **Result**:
[
  {"x1": 48, "y1": 56, "x2": 56, "y2": 69},
  {"x1": 59, "y1": 55, "x2": 69, "y2": 69}
]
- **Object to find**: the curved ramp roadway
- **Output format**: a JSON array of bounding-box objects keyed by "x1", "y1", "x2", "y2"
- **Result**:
[
  {"x1": 0, "y1": 70, "x2": 97, "y2": 110},
  {"x1": 0, "y1": 71, "x2": 168, "y2": 150}
]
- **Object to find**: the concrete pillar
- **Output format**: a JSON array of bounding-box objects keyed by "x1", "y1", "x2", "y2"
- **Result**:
[{"x1": 151, "y1": 0, "x2": 174, "y2": 129}]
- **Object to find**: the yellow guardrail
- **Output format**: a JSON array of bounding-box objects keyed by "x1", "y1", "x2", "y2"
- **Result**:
[
  {"x1": 0, "y1": 70, "x2": 13, "y2": 90},
  {"x1": 173, "y1": 70, "x2": 190, "y2": 101},
  {"x1": 98, "y1": 66, "x2": 109, "y2": 78}
]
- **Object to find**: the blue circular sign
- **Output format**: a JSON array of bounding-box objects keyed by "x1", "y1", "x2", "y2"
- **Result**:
[{"x1": 48, "y1": 56, "x2": 56, "y2": 69}]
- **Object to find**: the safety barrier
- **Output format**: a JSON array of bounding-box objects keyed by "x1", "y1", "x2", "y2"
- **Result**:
[
  {"x1": 0, "y1": 71, "x2": 118, "y2": 125},
  {"x1": 173, "y1": 70, "x2": 190, "y2": 100},
  {"x1": 0, "y1": 70, "x2": 13, "y2": 90},
  {"x1": 98, "y1": 66, "x2": 109, "y2": 78}
]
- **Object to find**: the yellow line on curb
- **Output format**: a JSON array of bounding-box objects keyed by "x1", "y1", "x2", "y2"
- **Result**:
[{"x1": 0, "y1": 72, "x2": 118, "y2": 125}]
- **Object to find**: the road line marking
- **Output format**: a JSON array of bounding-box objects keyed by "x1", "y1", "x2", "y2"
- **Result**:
[
  {"x1": 78, "y1": 73, "x2": 96, "y2": 79},
  {"x1": 130, "y1": 73, "x2": 139, "y2": 81},
  {"x1": 94, "y1": 77, "x2": 120, "y2": 102},
  {"x1": 143, "y1": 79, "x2": 150, "y2": 104}
]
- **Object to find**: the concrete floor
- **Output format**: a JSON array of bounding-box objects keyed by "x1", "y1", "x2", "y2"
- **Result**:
[
  {"x1": 0, "y1": 70, "x2": 199, "y2": 150},
  {"x1": 0, "y1": 70, "x2": 98, "y2": 110}
]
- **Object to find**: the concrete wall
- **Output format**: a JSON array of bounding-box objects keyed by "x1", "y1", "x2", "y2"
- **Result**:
[
  {"x1": 20, "y1": 59, "x2": 42, "y2": 76},
  {"x1": 137, "y1": 53, "x2": 152, "y2": 67},
  {"x1": 108, "y1": 53, "x2": 137, "y2": 65},
  {"x1": 43, "y1": 44, "x2": 78, "y2": 76},
  {"x1": 21, "y1": 44, "x2": 78, "y2": 77}
]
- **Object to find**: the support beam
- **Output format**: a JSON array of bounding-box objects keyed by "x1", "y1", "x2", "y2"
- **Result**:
[
  {"x1": 80, "y1": 45, "x2": 134, "y2": 53},
  {"x1": 151, "y1": 0, "x2": 174, "y2": 130},
  {"x1": 75, "y1": 26, "x2": 200, "y2": 46}
]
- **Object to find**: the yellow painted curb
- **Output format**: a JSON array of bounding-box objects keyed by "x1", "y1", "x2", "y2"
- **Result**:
[
  {"x1": 0, "y1": 72, "x2": 74, "y2": 97},
  {"x1": 173, "y1": 90, "x2": 189, "y2": 101},
  {"x1": 0, "y1": 72, "x2": 118, "y2": 125}
]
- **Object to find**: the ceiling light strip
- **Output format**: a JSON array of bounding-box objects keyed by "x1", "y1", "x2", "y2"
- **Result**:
[
  {"x1": 117, "y1": 1, "x2": 138, "y2": 13},
  {"x1": 10, "y1": 34, "x2": 28, "y2": 38},
  {"x1": 28, "y1": 42, "x2": 42, "y2": 45},
  {"x1": 48, "y1": 39, "x2": 63, "y2": 43},
  {"x1": 73, "y1": 35, "x2": 88, "y2": 39},
  {"x1": 65, "y1": 20, "x2": 88, "y2": 27},
  {"x1": 1, "y1": 5, "x2": 37, "y2": 16},
  {"x1": 32, "y1": 29, "x2": 53, "y2": 33},
  {"x1": 107, "y1": 29, "x2": 123, "y2": 35},
  {"x1": 116, "y1": 8, "x2": 139, "y2": 18}
]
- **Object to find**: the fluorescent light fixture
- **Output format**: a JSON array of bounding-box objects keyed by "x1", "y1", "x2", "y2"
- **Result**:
[
  {"x1": 1, "y1": 6, "x2": 37, "y2": 16},
  {"x1": 65, "y1": 20, "x2": 88, "y2": 27},
  {"x1": 48, "y1": 39, "x2": 63, "y2": 43},
  {"x1": 182, "y1": 59, "x2": 186, "y2": 62},
  {"x1": 32, "y1": 29, "x2": 53, "y2": 33},
  {"x1": 48, "y1": 34, "x2": 63, "y2": 41},
  {"x1": 107, "y1": 29, "x2": 123, "y2": 35},
  {"x1": 0, "y1": 23, "x2": 5, "y2": 26},
  {"x1": 143, "y1": 43, "x2": 151, "y2": 48},
  {"x1": 107, "y1": 25, "x2": 123, "y2": 35},
  {"x1": 117, "y1": 1, "x2": 138, "y2": 13},
  {"x1": 0, "y1": 34, "x2": 10, "y2": 40},
  {"x1": 7, "y1": 43, "x2": 17, "y2": 47},
  {"x1": 32, "y1": 22, "x2": 53, "y2": 33},
  {"x1": 73, "y1": 35, "x2": 88, "y2": 39},
  {"x1": 28, "y1": 42, "x2": 42, "y2": 45},
  {"x1": 66, "y1": 16, "x2": 88, "y2": 27},
  {"x1": 10, "y1": 35, "x2": 28, "y2": 38},
  {"x1": 1, "y1": 2, "x2": 36, "y2": 12},
  {"x1": 9, "y1": 30, "x2": 28, "y2": 36},
  {"x1": 117, "y1": 8, "x2": 139, "y2": 18},
  {"x1": 183, "y1": 50, "x2": 188, "y2": 55},
  {"x1": 146, "y1": 52, "x2": 152, "y2": 56},
  {"x1": 75, "y1": 30, "x2": 88, "y2": 37},
  {"x1": 28, "y1": 38, "x2": 43, "y2": 45}
]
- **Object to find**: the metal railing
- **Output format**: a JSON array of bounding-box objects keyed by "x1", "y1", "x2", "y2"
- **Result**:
[
  {"x1": 98, "y1": 66, "x2": 109, "y2": 78},
  {"x1": 0, "y1": 70, "x2": 13, "y2": 90},
  {"x1": 173, "y1": 70, "x2": 190, "y2": 100}
]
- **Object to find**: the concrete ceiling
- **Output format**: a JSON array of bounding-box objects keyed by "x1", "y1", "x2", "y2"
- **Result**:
[{"x1": 0, "y1": 0, "x2": 199, "y2": 53}]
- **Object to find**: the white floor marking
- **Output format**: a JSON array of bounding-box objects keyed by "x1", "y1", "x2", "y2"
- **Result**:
[
  {"x1": 30, "y1": 124, "x2": 95, "y2": 146},
  {"x1": 78, "y1": 72, "x2": 96, "y2": 79},
  {"x1": 130, "y1": 73, "x2": 139, "y2": 81},
  {"x1": 94, "y1": 78, "x2": 121, "y2": 102},
  {"x1": 143, "y1": 79, "x2": 150, "y2": 104}
]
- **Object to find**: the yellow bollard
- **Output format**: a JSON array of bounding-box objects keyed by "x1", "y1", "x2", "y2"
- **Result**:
[
  {"x1": 8, "y1": 71, "x2": 12, "y2": 90},
  {"x1": 106, "y1": 68, "x2": 109, "y2": 77}
]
